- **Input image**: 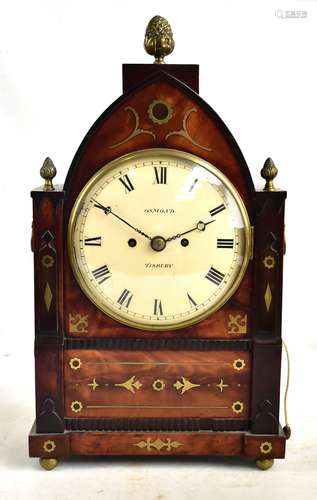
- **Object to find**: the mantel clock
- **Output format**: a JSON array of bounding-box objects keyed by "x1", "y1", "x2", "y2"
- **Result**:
[{"x1": 29, "y1": 16, "x2": 289, "y2": 470}]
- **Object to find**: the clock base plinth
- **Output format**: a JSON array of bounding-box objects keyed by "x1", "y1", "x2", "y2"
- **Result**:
[{"x1": 29, "y1": 422, "x2": 287, "y2": 468}]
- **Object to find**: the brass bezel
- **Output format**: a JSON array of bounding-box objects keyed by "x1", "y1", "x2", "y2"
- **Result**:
[{"x1": 68, "y1": 148, "x2": 251, "y2": 332}]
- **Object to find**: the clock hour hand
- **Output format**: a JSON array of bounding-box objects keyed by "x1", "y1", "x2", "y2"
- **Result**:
[
  {"x1": 166, "y1": 219, "x2": 215, "y2": 242},
  {"x1": 92, "y1": 200, "x2": 152, "y2": 240}
]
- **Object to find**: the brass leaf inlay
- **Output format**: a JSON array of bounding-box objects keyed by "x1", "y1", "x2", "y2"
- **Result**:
[
  {"x1": 173, "y1": 377, "x2": 200, "y2": 395},
  {"x1": 165, "y1": 108, "x2": 212, "y2": 152},
  {"x1": 228, "y1": 314, "x2": 247, "y2": 335},
  {"x1": 216, "y1": 378, "x2": 229, "y2": 393},
  {"x1": 108, "y1": 107, "x2": 156, "y2": 149},
  {"x1": 264, "y1": 283, "x2": 272, "y2": 311},
  {"x1": 115, "y1": 375, "x2": 143, "y2": 394},
  {"x1": 134, "y1": 438, "x2": 183, "y2": 452},
  {"x1": 44, "y1": 282, "x2": 53, "y2": 311}
]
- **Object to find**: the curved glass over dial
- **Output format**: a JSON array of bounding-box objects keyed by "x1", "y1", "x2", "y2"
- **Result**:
[{"x1": 68, "y1": 149, "x2": 251, "y2": 331}]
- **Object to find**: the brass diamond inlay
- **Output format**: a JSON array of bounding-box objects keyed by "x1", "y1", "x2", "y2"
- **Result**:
[
  {"x1": 134, "y1": 438, "x2": 183, "y2": 452},
  {"x1": 264, "y1": 283, "x2": 272, "y2": 312},
  {"x1": 44, "y1": 282, "x2": 53, "y2": 312}
]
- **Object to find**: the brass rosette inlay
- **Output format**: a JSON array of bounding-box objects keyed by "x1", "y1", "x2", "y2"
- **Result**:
[
  {"x1": 233, "y1": 359, "x2": 246, "y2": 371},
  {"x1": 260, "y1": 441, "x2": 273, "y2": 454},
  {"x1": 43, "y1": 440, "x2": 56, "y2": 453},
  {"x1": 152, "y1": 379, "x2": 165, "y2": 391},
  {"x1": 69, "y1": 357, "x2": 82, "y2": 370},
  {"x1": 41, "y1": 254, "x2": 54, "y2": 269},
  {"x1": 263, "y1": 255, "x2": 276, "y2": 269},
  {"x1": 148, "y1": 100, "x2": 173, "y2": 125},
  {"x1": 71, "y1": 400, "x2": 83, "y2": 413},
  {"x1": 232, "y1": 401, "x2": 244, "y2": 414}
]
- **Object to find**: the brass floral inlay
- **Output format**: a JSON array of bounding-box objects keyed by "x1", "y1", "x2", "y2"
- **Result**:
[
  {"x1": 263, "y1": 255, "x2": 276, "y2": 269},
  {"x1": 233, "y1": 359, "x2": 246, "y2": 371},
  {"x1": 152, "y1": 379, "x2": 165, "y2": 391},
  {"x1": 43, "y1": 440, "x2": 56, "y2": 453},
  {"x1": 148, "y1": 99, "x2": 173, "y2": 125},
  {"x1": 69, "y1": 313, "x2": 88, "y2": 333},
  {"x1": 173, "y1": 377, "x2": 200, "y2": 395},
  {"x1": 69, "y1": 357, "x2": 82, "y2": 370},
  {"x1": 108, "y1": 107, "x2": 156, "y2": 149},
  {"x1": 115, "y1": 375, "x2": 143, "y2": 394},
  {"x1": 88, "y1": 378, "x2": 99, "y2": 391},
  {"x1": 41, "y1": 254, "x2": 54, "y2": 269},
  {"x1": 228, "y1": 314, "x2": 247, "y2": 335},
  {"x1": 260, "y1": 441, "x2": 273, "y2": 454},
  {"x1": 71, "y1": 400, "x2": 83, "y2": 413},
  {"x1": 133, "y1": 437, "x2": 183, "y2": 452},
  {"x1": 232, "y1": 401, "x2": 244, "y2": 414},
  {"x1": 165, "y1": 108, "x2": 212, "y2": 152}
]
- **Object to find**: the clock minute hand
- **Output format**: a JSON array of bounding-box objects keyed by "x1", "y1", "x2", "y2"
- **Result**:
[
  {"x1": 166, "y1": 219, "x2": 215, "y2": 242},
  {"x1": 93, "y1": 200, "x2": 152, "y2": 240}
]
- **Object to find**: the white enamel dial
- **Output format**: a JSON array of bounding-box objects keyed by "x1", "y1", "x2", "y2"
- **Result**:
[{"x1": 68, "y1": 149, "x2": 251, "y2": 331}]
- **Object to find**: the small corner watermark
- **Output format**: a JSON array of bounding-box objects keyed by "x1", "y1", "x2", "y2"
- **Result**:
[{"x1": 275, "y1": 9, "x2": 308, "y2": 18}]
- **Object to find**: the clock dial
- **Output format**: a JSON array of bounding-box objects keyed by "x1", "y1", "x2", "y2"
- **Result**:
[{"x1": 68, "y1": 149, "x2": 251, "y2": 331}]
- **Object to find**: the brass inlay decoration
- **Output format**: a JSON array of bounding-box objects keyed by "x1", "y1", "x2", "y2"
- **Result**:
[
  {"x1": 216, "y1": 378, "x2": 229, "y2": 393},
  {"x1": 87, "y1": 361, "x2": 230, "y2": 366},
  {"x1": 41, "y1": 254, "x2": 54, "y2": 269},
  {"x1": 148, "y1": 99, "x2": 173, "y2": 125},
  {"x1": 115, "y1": 375, "x2": 143, "y2": 394},
  {"x1": 108, "y1": 107, "x2": 156, "y2": 149},
  {"x1": 165, "y1": 108, "x2": 212, "y2": 152},
  {"x1": 43, "y1": 440, "x2": 56, "y2": 453},
  {"x1": 71, "y1": 401, "x2": 83, "y2": 413},
  {"x1": 134, "y1": 437, "x2": 183, "y2": 452},
  {"x1": 260, "y1": 441, "x2": 273, "y2": 454},
  {"x1": 233, "y1": 359, "x2": 246, "y2": 371},
  {"x1": 44, "y1": 282, "x2": 53, "y2": 312},
  {"x1": 232, "y1": 401, "x2": 244, "y2": 414},
  {"x1": 87, "y1": 404, "x2": 228, "y2": 410},
  {"x1": 263, "y1": 255, "x2": 276, "y2": 269},
  {"x1": 173, "y1": 377, "x2": 200, "y2": 395},
  {"x1": 228, "y1": 314, "x2": 247, "y2": 334},
  {"x1": 144, "y1": 16, "x2": 175, "y2": 64},
  {"x1": 264, "y1": 283, "x2": 273, "y2": 312},
  {"x1": 88, "y1": 378, "x2": 99, "y2": 391},
  {"x1": 69, "y1": 357, "x2": 82, "y2": 370},
  {"x1": 69, "y1": 313, "x2": 88, "y2": 333},
  {"x1": 152, "y1": 379, "x2": 165, "y2": 391}
]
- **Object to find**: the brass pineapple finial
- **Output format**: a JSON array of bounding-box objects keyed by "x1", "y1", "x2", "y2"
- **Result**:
[
  {"x1": 261, "y1": 157, "x2": 278, "y2": 191},
  {"x1": 40, "y1": 157, "x2": 57, "y2": 191},
  {"x1": 144, "y1": 16, "x2": 175, "y2": 64}
]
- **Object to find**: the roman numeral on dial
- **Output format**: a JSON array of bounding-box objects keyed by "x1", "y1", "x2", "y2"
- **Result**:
[
  {"x1": 217, "y1": 238, "x2": 234, "y2": 249},
  {"x1": 92, "y1": 264, "x2": 111, "y2": 284},
  {"x1": 119, "y1": 174, "x2": 134, "y2": 193},
  {"x1": 154, "y1": 299, "x2": 163, "y2": 316},
  {"x1": 117, "y1": 289, "x2": 133, "y2": 307},
  {"x1": 209, "y1": 204, "x2": 226, "y2": 217},
  {"x1": 84, "y1": 236, "x2": 102, "y2": 246},
  {"x1": 187, "y1": 293, "x2": 197, "y2": 308},
  {"x1": 205, "y1": 267, "x2": 225, "y2": 286},
  {"x1": 153, "y1": 166, "x2": 167, "y2": 184}
]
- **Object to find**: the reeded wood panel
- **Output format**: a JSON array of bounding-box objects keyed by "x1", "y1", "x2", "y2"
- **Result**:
[{"x1": 64, "y1": 350, "x2": 250, "y2": 418}]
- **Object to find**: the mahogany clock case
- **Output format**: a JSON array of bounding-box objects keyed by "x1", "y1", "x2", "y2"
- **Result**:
[{"x1": 29, "y1": 63, "x2": 287, "y2": 467}]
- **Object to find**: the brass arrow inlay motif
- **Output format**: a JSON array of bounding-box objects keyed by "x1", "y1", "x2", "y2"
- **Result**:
[
  {"x1": 115, "y1": 375, "x2": 143, "y2": 394},
  {"x1": 173, "y1": 377, "x2": 200, "y2": 395},
  {"x1": 87, "y1": 378, "x2": 99, "y2": 391},
  {"x1": 134, "y1": 438, "x2": 183, "y2": 452}
]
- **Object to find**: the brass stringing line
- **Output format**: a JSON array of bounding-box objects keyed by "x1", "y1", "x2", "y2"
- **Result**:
[
  {"x1": 86, "y1": 362, "x2": 231, "y2": 366},
  {"x1": 86, "y1": 405, "x2": 229, "y2": 409},
  {"x1": 282, "y1": 340, "x2": 290, "y2": 427}
]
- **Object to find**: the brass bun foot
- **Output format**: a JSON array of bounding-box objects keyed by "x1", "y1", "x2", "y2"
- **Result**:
[
  {"x1": 39, "y1": 458, "x2": 59, "y2": 470},
  {"x1": 255, "y1": 459, "x2": 274, "y2": 470}
]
